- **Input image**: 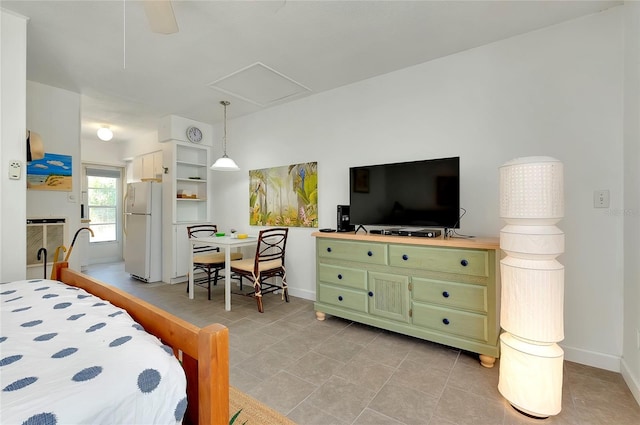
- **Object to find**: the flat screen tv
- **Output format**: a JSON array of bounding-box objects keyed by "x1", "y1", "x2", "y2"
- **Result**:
[{"x1": 349, "y1": 156, "x2": 460, "y2": 229}]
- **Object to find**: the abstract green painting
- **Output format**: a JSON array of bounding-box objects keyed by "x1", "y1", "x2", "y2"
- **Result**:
[{"x1": 249, "y1": 162, "x2": 318, "y2": 227}]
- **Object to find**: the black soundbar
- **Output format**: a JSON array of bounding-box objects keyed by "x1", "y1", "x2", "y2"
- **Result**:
[{"x1": 368, "y1": 228, "x2": 442, "y2": 238}]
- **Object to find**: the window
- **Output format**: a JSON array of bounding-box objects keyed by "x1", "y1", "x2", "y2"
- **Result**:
[{"x1": 86, "y1": 168, "x2": 120, "y2": 243}]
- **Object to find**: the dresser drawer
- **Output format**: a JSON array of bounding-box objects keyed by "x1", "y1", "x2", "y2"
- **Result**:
[
  {"x1": 318, "y1": 283, "x2": 368, "y2": 313},
  {"x1": 389, "y1": 245, "x2": 489, "y2": 277},
  {"x1": 412, "y1": 303, "x2": 488, "y2": 342},
  {"x1": 317, "y1": 239, "x2": 387, "y2": 265},
  {"x1": 412, "y1": 278, "x2": 487, "y2": 313},
  {"x1": 318, "y1": 263, "x2": 367, "y2": 290}
]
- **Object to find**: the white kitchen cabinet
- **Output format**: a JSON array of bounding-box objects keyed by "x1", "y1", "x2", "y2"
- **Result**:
[{"x1": 142, "y1": 150, "x2": 164, "y2": 181}]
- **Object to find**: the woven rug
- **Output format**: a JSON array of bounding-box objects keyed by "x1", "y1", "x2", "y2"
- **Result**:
[{"x1": 229, "y1": 386, "x2": 297, "y2": 425}]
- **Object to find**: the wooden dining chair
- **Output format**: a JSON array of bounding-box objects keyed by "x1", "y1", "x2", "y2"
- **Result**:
[
  {"x1": 187, "y1": 224, "x2": 242, "y2": 300},
  {"x1": 230, "y1": 228, "x2": 289, "y2": 313}
]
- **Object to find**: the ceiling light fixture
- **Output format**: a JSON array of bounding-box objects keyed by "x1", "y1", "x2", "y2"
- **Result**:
[
  {"x1": 210, "y1": 101, "x2": 239, "y2": 171},
  {"x1": 97, "y1": 126, "x2": 114, "y2": 141}
]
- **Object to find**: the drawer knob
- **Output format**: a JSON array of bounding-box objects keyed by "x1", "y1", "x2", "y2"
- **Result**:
[
  {"x1": 368, "y1": 291, "x2": 374, "y2": 297},
  {"x1": 442, "y1": 318, "x2": 450, "y2": 325},
  {"x1": 327, "y1": 247, "x2": 332, "y2": 253},
  {"x1": 402, "y1": 254, "x2": 408, "y2": 261},
  {"x1": 337, "y1": 274, "x2": 343, "y2": 280},
  {"x1": 367, "y1": 251, "x2": 373, "y2": 257},
  {"x1": 460, "y1": 259, "x2": 468, "y2": 267},
  {"x1": 338, "y1": 296, "x2": 343, "y2": 301},
  {"x1": 442, "y1": 291, "x2": 450, "y2": 298}
]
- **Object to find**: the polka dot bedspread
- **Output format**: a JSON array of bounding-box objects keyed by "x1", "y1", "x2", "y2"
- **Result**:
[{"x1": 0, "y1": 279, "x2": 187, "y2": 425}]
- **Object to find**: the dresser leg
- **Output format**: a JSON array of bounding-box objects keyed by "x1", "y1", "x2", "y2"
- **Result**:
[
  {"x1": 479, "y1": 354, "x2": 496, "y2": 368},
  {"x1": 315, "y1": 311, "x2": 326, "y2": 321}
]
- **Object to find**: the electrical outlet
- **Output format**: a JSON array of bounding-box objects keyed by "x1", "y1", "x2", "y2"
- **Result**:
[{"x1": 594, "y1": 190, "x2": 610, "y2": 208}]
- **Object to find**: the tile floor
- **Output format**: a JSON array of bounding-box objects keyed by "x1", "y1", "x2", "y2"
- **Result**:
[{"x1": 85, "y1": 262, "x2": 640, "y2": 425}]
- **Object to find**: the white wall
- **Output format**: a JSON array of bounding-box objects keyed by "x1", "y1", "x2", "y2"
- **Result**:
[
  {"x1": 26, "y1": 81, "x2": 82, "y2": 272},
  {"x1": 119, "y1": 130, "x2": 160, "y2": 160},
  {"x1": 622, "y1": 1, "x2": 640, "y2": 405},
  {"x1": 0, "y1": 10, "x2": 27, "y2": 281},
  {"x1": 212, "y1": 7, "x2": 628, "y2": 374},
  {"x1": 82, "y1": 138, "x2": 128, "y2": 167}
]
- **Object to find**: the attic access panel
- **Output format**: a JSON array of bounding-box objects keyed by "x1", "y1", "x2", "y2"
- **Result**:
[{"x1": 208, "y1": 62, "x2": 311, "y2": 106}]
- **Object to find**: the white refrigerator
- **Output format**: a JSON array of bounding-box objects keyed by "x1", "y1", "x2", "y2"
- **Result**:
[{"x1": 124, "y1": 181, "x2": 162, "y2": 282}]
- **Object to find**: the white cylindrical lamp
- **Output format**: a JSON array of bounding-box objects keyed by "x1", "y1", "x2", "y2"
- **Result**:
[{"x1": 498, "y1": 156, "x2": 565, "y2": 418}]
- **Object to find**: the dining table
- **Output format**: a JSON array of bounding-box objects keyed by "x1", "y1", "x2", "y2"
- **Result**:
[{"x1": 188, "y1": 235, "x2": 258, "y2": 311}]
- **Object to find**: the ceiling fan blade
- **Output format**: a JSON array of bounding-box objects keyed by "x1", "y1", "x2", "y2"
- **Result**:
[{"x1": 143, "y1": 0, "x2": 179, "y2": 34}]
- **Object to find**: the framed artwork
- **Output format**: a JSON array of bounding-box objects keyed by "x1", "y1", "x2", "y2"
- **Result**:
[
  {"x1": 353, "y1": 168, "x2": 369, "y2": 193},
  {"x1": 27, "y1": 153, "x2": 73, "y2": 191},
  {"x1": 249, "y1": 162, "x2": 318, "y2": 227}
]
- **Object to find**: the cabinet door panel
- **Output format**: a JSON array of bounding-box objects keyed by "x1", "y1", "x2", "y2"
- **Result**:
[
  {"x1": 317, "y1": 239, "x2": 387, "y2": 265},
  {"x1": 368, "y1": 272, "x2": 410, "y2": 323},
  {"x1": 412, "y1": 303, "x2": 488, "y2": 342},
  {"x1": 318, "y1": 283, "x2": 368, "y2": 313},
  {"x1": 174, "y1": 224, "x2": 190, "y2": 278},
  {"x1": 412, "y1": 277, "x2": 487, "y2": 313},
  {"x1": 389, "y1": 245, "x2": 488, "y2": 277},
  {"x1": 318, "y1": 263, "x2": 367, "y2": 290}
]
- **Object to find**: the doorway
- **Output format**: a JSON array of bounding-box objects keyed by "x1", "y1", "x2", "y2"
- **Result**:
[{"x1": 83, "y1": 164, "x2": 124, "y2": 264}]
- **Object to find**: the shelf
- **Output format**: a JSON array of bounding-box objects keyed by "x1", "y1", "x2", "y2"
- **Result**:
[
  {"x1": 177, "y1": 178, "x2": 207, "y2": 182},
  {"x1": 176, "y1": 144, "x2": 208, "y2": 166},
  {"x1": 176, "y1": 160, "x2": 207, "y2": 167}
]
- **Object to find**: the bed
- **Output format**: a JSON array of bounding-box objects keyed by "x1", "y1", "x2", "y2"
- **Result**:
[{"x1": 1, "y1": 263, "x2": 229, "y2": 425}]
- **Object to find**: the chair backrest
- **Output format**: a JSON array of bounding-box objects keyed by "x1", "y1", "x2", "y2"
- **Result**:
[
  {"x1": 187, "y1": 224, "x2": 218, "y2": 239},
  {"x1": 187, "y1": 225, "x2": 219, "y2": 254},
  {"x1": 254, "y1": 228, "x2": 288, "y2": 269}
]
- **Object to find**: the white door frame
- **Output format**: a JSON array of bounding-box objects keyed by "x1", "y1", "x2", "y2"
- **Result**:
[{"x1": 82, "y1": 164, "x2": 124, "y2": 264}]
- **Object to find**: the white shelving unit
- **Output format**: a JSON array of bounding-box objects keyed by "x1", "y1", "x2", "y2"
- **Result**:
[
  {"x1": 174, "y1": 144, "x2": 209, "y2": 223},
  {"x1": 162, "y1": 141, "x2": 211, "y2": 283}
]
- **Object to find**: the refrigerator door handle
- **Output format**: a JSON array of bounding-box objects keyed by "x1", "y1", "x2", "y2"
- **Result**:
[{"x1": 123, "y1": 191, "x2": 129, "y2": 236}]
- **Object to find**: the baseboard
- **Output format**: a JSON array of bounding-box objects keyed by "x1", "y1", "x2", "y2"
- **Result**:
[
  {"x1": 561, "y1": 343, "x2": 621, "y2": 372},
  {"x1": 89, "y1": 256, "x2": 123, "y2": 264},
  {"x1": 287, "y1": 287, "x2": 315, "y2": 301},
  {"x1": 621, "y1": 358, "x2": 640, "y2": 406},
  {"x1": 169, "y1": 276, "x2": 187, "y2": 284}
]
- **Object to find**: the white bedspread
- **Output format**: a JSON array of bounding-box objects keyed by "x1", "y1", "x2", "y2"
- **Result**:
[{"x1": 0, "y1": 278, "x2": 187, "y2": 425}]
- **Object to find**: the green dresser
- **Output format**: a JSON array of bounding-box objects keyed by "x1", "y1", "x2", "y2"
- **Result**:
[{"x1": 314, "y1": 232, "x2": 501, "y2": 367}]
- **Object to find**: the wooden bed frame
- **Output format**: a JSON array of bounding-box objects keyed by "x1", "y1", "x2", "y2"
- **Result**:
[{"x1": 51, "y1": 263, "x2": 229, "y2": 425}]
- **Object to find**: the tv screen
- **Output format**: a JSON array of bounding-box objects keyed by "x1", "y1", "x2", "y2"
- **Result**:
[{"x1": 349, "y1": 157, "x2": 460, "y2": 229}]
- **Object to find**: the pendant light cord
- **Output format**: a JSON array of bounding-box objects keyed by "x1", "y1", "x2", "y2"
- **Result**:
[{"x1": 220, "y1": 100, "x2": 230, "y2": 156}]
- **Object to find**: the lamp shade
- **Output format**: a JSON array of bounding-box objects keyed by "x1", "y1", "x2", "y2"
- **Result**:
[
  {"x1": 498, "y1": 333, "x2": 564, "y2": 417},
  {"x1": 500, "y1": 224, "x2": 565, "y2": 259},
  {"x1": 500, "y1": 256, "x2": 564, "y2": 342},
  {"x1": 500, "y1": 156, "x2": 563, "y2": 223},
  {"x1": 210, "y1": 155, "x2": 239, "y2": 171}
]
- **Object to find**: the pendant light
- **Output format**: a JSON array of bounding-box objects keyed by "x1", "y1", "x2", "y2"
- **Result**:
[{"x1": 211, "y1": 100, "x2": 239, "y2": 171}]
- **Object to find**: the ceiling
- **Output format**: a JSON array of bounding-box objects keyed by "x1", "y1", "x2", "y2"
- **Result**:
[{"x1": 2, "y1": 0, "x2": 622, "y2": 144}]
